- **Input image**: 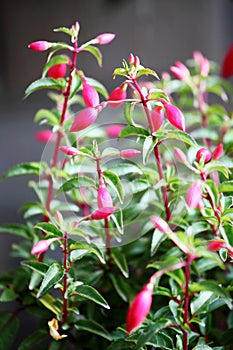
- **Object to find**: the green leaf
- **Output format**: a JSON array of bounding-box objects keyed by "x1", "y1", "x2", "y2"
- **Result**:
[
  {"x1": 112, "y1": 67, "x2": 128, "y2": 79},
  {"x1": 0, "y1": 312, "x2": 19, "y2": 349},
  {"x1": 143, "y1": 136, "x2": 156, "y2": 164},
  {"x1": 103, "y1": 170, "x2": 124, "y2": 202},
  {"x1": 219, "y1": 180, "x2": 233, "y2": 192},
  {"x1": 36, "y1": 293, "x2": 61, "y2": 315},
  {"x1": 111, "y1": 249, "x2": 129, "y2": 278},
  {"x1": 34, "y1": 108, "x2": 60, "y2": 126},
  {"x1": 42, "y1": 55, "x2": 69, "y2": 77},
  {"x1": 151, "y1": 229, "x2": 166, "y2": 256},
  {"x1": 54, "y1": 26, "x2": 73, "y2": 36},
  {"x1": 57, "y1": 176, "x2": 96, "y2": 195},
  {"x1": 119, "y1": 125, "x2": 149, "y2": 138},
  {"x1": 190, "y1": 291, "x2": 213, "y2": 315},
  {"x1": 24, "y1": 77, "x2": 66, "y2": 98},
  {"x1": 109, "y1": 273, "x2": 130, "y2": 302},
  {"x1": 70, "y1": 242, "x2": 105, "y2": 264},
  {"x1": 190, "y1": 280, "x2": 231, "y2": 307},
  {"x1": 34, "y1": 222, "x2": 63, "y2": 238},
  {"x1": 18, "y1": 329, "x2": 48, "y2": 350},
  {"x1": 204, "y1": 162, "x2": 230, "y2": 179},
  {"x1": 2, "y1": 162, "x2": 45, "y2": 179},
  {"x1": 75, "y1": 319, "x2": 111, "y2": 341},
  {"x1": 108, "y1": 163, "x2": 142, "y2": 177},
  {"x1": 111, "y1": 208, "x2": 124, "y2": 235},
  {"x1": 124, "y1": 102, "x2": 140, "y2": 127},
  {"x1": 82, "y1": 45, "x2": 103, "y2": 67},
  {"x1": 0, "y1": 224, "x2": 32, "y2": 239},
  {"x1": 75, "y1": 285, "x2": 110, "y2": 309},
  {"x1": 69, "y1": 71, "x2": 82, "y2": 99},
  {"x1": 37, "y1": 263, "x2": 64, "y2": 298},
  {"x1": 166, "y1": 130, "x2": 198, "y2": 147},
  {"x1": 0, "y1": 288, "x2": 18, "y2": 302},
  {"x1": 136, "y1": 67, "x2": 160, "y2": 80},
  {"x1": 21, "y1": 260, "x2": 49, "y2": 275}
]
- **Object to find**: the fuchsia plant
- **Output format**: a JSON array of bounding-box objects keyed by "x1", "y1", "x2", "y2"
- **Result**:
[{"x1": 1, "y1": 21, "x2": 233, "y2": 350}]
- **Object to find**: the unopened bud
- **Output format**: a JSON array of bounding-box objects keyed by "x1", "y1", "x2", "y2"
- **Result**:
[
  {"x1": 207, "y1": 240, "x2": 225, "y2": 252},
  {"x1": 212, "y1": 144, "x2": 223, "y2": 160},
  {"x1": 163, "y1": 102, "x2": 185, "y2": 132},
  {"x1": 196, "y1": 148, "x2": 212, "y2": 163},
  {"x1": 91, "y1": 207, "x2": 116, "y2": 220},
  {"x1": 106, "y1": 124, "x2": 124, "y2": 138},
  {"x1": 82, "y1": 81, "x2": 100, "y2": 107},
  {"x1": 35, "y1": 130, "x2": 55, "y2": 143},
  {"x1": 59, "y1": 146, "x2": 78, "y2": 156},
  {"x1": 128, "y1": 53, "x2": 134, "y2": 65},
  {"x1": 96, "y1": 33, "x2": 115, "y2": 45},
  {"x1": 134, "y1": 56, "x2": 140, "y2": 67},
  {"x1": 186, "y1": 180, "x2": 202, "y2": 209},
  {"x1": 174, "y1": 147, "x2": 187, "y2": 163},
  {"x1": 48, "y1": 63, "x2": 67, "y2": 79},
  {"x1": 150, "y1": 216, "x2": 171, "y2": 234},
  {"x1": 70, "y1": 107, "x2": 99, "y2": 132},
  {"x1": 28, "y1": 41, "x2": 52, "y2": 51},
  {"x1": 108, "y1": 83, "x2": 127, "y2": 108},
  {"x1": 150, "y1": 106, "x2": 164, "y2": 132},
  {"x1": 97, "y1": 187, "x2": 113, "y2": 208},
  {"x1": 170, "y1": 61, "x2": 190, "y2": 80},
  {"x1": 120, "y1": 149, "x2": 141, "y2": 159}
]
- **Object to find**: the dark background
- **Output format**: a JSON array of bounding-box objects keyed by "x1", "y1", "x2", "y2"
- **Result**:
[{"x1": 0, "y1": 0, "x2": 232, "y2": 281}]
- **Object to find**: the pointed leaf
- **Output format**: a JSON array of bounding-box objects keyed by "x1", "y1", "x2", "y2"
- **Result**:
[
  {"x1": 18, "y1": 329, "x2": 48, "y2": 350},
  {"x1": 37, "y1": 263, "x2": 64, "y2": 298},
  {"x1": 119, "y1": 125, "x2": 149, "y2": 138},
  {"x1": 103, "y1": 170, "x2": 124, "y2": 202},
  {"x1": 111, "y1": 249, "x2": 129, "y2": 278},
  {"x1": 57, "y1": 176, "x2": 96, "y2": 195},
  {"x1": 21, "y1": 260, "x2": 49, "y2": 275},
  {"x1": 2, "y1": 162, "x2": 45, "y2": 179},
  {"x1": 34, "y1": 108, "x2": 60, "y2": 126},
  {"x1": 70, "y1": 242, "x2": 105, "y2": 264},
  {"x1": 75, "y1": 285, "x2": 110, "y2": 309},
  {"x1": 0, "y1": 312, "x2": 19, "y2": 349},
  {"x1": 143, "y1": 136, "x2": 157, "y2": 164},
  {"x1": 34, "y1": 222, "x2": 63, "y2": 238},
  {"x1": 82, "y1": 45, "x2": 102, "y2": 67},
  {"x1": 0, "y1": 224, "x2": 32, "y2": 239},
  {"x1": 75, "y1": 319, "x2": 111, "y2": 340},
  {"x1": 24, "y1": 78, "x2": 66, "y2": 98}
]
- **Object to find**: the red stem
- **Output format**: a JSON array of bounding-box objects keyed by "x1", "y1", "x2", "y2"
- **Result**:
[
  {"x1": 62, "y1": 231, "x2": 68, "y2": 325},
  {"x1": 183, "y1": 255, "x2": 191, "y2": 350}
]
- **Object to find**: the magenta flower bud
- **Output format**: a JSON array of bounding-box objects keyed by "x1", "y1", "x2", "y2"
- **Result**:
[
  {"x1": 186, "y1": 180, "x2": 202, "y2": 209},
  {"x1": 120, "y1": 149, "x2": 141, "y2": 159},
  {"x1": 31, "y1": 238, "x2": 58, "y2": 255},
  {"x1": 91, "y1": 207, "x2": 116, "y2": 220},
  {"x1": 70, "y1": 107, "x2": 99, "y2": 132},
  {"x1": 97, "y1": 187, "x2": 113, "y2": 208},
  {"x1": 134, "y1": 56, "x2": 140, "y2": 67},
  {"x1": 163, "y1": 102, "x2": 185, "y2": 131},
  {"x1": 207, "y1": 240, "x2": 225, "y2": 252},
  {"x1": 48, "y1": 63, "x2": 67, "y2": 79},
  {"x1": 128, "y1": 53, "x2": 135, "y2": 64},
  {"x1": 96, "y1": 33, "x2": 115, "y2": 45},
  {"x1": 35, "y1": 130, "x2": 55, "y2": 143},
  {"x1": 28, "y1": 41, "x2": 52, "y2": 51},
  {"x1": 108, "y1": 84, "x2": 127, "y2": 108},
  {"x1": 221, "y1": 44, "x2": 233, "y2": 78},
  {"x1": 212, "y1": 144, "x2": 223, "y2": 160},
  {"x1": 200, "y1": 57, "x2": 210, "y2": 76},
  {"x1": 59, "y1": 146, "x2": 78, "y2": 156},
  {"x1": 150, "y1": 216, "x2": 171, "y2": 234},
  {"x1": 196, "y1": 148, "x2": 212, "y2": 163},
  {"x1": 174, "y1": 147, "x2": 187, "y2": 163},
  {"x1": 126, "y1": 282, "x2": 153, "y2": 333},
  {"x1": 82, "y1": 82, "x2": 100, "y2": 108},
  {"x1": 106, "y1": 124, "x2": 124, "y2": 138},
  {"x1": 170, "y1": 61, "x2": 190, "y2": 80},
  {"x1": 150, "y1": 106, "x2": 164, "y2": 132}
]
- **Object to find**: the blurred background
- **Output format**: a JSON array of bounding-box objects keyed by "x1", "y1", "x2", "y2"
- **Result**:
[{"x1": 0, "y1": 0, "x2": 232, "y2": 266}]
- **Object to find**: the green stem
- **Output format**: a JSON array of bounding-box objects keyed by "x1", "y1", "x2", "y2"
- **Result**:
[
  {"x1": 183, "y1": 256, "x2": 191, "y2": 350},
  {"x1": 62, "y1": 231, "x2": 69, "y2": 325}
]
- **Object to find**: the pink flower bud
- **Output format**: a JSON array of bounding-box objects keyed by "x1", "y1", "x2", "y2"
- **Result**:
[
  {"x1": 28, "y1": 41, "x2": 52, "y2": 51},
  {"x1": 97, "y1": 187, "x2": 113, "y2": 208},
  {"x1": 134, "y1": 56, "x2": 140, "y2": 67},
  {"x1": 106, "y1": 124, "x2": 125, "y2": 138},
  {"x1": 186, "y1": 180, "x2": 202, "y2": 209},
  {"x1": 150, "y1": 106, "x2": 164, "y2": 132},
  {"x1": 108, "y1": 84, "x2": 127, "y2": 108},
  {"x1": 196, "y1": 148, "x2": 212, "y2": 163},
  {"x1": 31, "y1": 239, "x2": 53, "y2": 255},
  {"x1": 48, "y1": 63, "x2": 67, "y2": 79},
  {"x1": 91, "y1": 207, "x2": 116, "y2": 220},
  {"x1": 59, "y1": 146, "x2": 78, "y2": 156},
  {"x1": 164, "y1": 102, "x2": 185, "y2": 131},
  {"x1": 207, "y1": 240, "x2": 225, "y2": 252},
  {"x1": 150, "y1": 216, "x2": 171, "y2": 234},
  {"x1": 70, "y1": 107, "x2": 99, "y2": 132},
  {"x1": 82, "y1": 82, "x2": 100, "y2": 107},
  {"x1": 96, "y1": 33, "x2": 115, "y2": 45},
  {"x1": 120, "y1": 149, "x2": 141, "y2": 159},
  {"x1": 212, "y1": 144, "x2": 223, "y2": 160},
  {"x1": 200, "y1": 57, "x2": 210, "y2": 76},
  {"x1": 128, "y1": 53, "x2": 135, "y2": 64},
  {"x1": 170, "y1": 61, "x2": 190, "y2": 80},
  {"x1": 221, "y1": 44, "x2": 233, "y2": 78},
  {"x1": 35, "y1": 130, "x2": 55, "y2": 143},
  {"x1": 126, "y1": 282, "x2": 153, "y2": 333},
  {"x1": 174, "y1": 147, "x2": 187, "y2": 163}
]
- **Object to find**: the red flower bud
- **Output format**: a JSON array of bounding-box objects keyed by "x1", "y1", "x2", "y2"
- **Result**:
[
  {"x1": 126, "y1": 282, "x2": 153, "y2": 333},
  {"x1": 108, "y1": 84, "x2": 127, "y2": 108},
  {"x1": 196, "y1": 148, "x2": 212, "y2": 163},
  {"x1": 96, "y1": 33, "x2": 115, "y2": 45},
  {"x1": 91, "y1": 207, "x2": 116, "y2": 220},
  {"x1": 47, "y1": 63, "x2": 67, "y2": 79},
  {"x1": 150, "y1": 106, "x2": 164, "y2": 132},
  {"x1": 150, "y1": 216, "x2": 171, "y2": 234},
  {"x1": 128, "y1": 53, "x2": 135, "y2": 65},
  {"x1": 120, "y1": 149, "x2": 141, "y2": 159},
  {"x1": 212, "y1": 144, "x2": 223, "y2": 160},
  {"x1": 97, "y1": 187, "x2": 113, "y2": 208},
  {"x1": 186, "y1": 180, "x2": 202, "y2": 209},
  {"x1": 70, "y1": 107, "x2": 99, "y2": 132},
  {"x1": 105, "y1": 124, "x2": 124, "y2": 138},
  {"x1": 174, "y1": 147, "x2": 187, "y2": 163},
  {"x1": 221, "y1": 44, "x2": 233, "y2": 78},
  {"x1": 28, "y1": 41, "x2": 52, "y2": 51},
  {"x1": 170, "y1": 61, "x2": 190, "y2": 80},
  {"x1": 164, "y1": 102, "x2": 185, "y2": 131},
  {"x1": 207, "y1": 240, "x2": 225, "y2": 252},
  {"x1": 35, "y1": 130, "x2": 55, "y2": 143},
  {"x1": 82, "y1": 82, "x2": 100, "y2": 107},
  {"x1": 59, "y1": 146, "x2": 78, "y2": 156}
]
